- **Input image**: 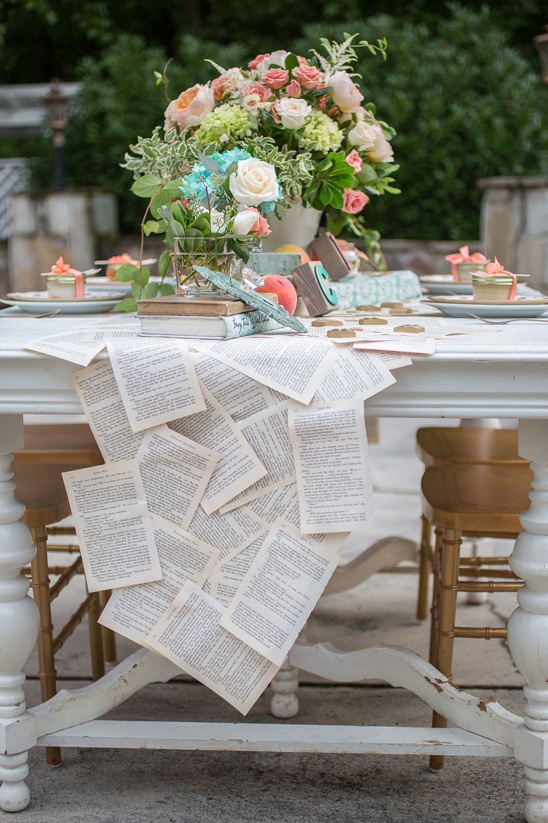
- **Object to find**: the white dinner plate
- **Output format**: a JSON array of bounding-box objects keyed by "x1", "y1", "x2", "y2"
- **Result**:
[
  {"x1": 424, "y1": 295, "x2": 548, "y2": 319},
  {"x1": 420, "y1": 275, "x2": 473, "y2": 295},
  {"x1": 1, "y1": 291, "x2": 126, "y2": 315}
]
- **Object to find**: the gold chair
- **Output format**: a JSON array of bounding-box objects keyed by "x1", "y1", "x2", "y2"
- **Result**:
[
  {"x1": 420, "y1": 461, "x2": 531, "y2": 771},
  {"x1": 13, "y1": 424, "x2": 115, "y2": 766},
  {"x1": 415, "y1": 426, "x2": 526, "y2": 620}
]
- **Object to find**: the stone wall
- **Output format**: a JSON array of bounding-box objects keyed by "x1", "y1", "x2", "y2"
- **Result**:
[
  {"x1": 9, "y1": 189, "x2": 119, "y2": 291},
  {"x1": 479, "y1": 177, "x2": 548, "y2": 291}
]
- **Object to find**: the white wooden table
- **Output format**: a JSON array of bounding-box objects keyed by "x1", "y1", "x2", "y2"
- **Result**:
[{"x1": 2, "y1": 315, "x2": 548, "y2": 822}]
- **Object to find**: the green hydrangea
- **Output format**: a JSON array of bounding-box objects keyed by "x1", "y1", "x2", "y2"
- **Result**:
[
  {"x1": 297, "y1": 111, "x2": 343, "y2": 154},
  {"x1": 194, "y1": 104, "x2": 251, "y2": 148}
]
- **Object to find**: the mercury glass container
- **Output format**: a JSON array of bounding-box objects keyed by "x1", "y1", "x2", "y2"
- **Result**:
[
  {"x1": 44, "y1": 273, "x2": 86, "y2": 299},
  {"x1": 472, "y1": 272, "x2": 515, "y2": 302}
]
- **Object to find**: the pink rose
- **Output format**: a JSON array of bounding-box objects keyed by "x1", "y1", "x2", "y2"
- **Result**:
[
  {"x1": 241, "y1": 82, "x2": 271, "y2": 102},
  {"x1": 249, "y1": 53, "x2": 270, "y2": 70},
  {"x1": 269, "y1": 100, "x2": 282, "y2": 122},
  {"x1": 294, "y1": 63, "x2": 324, "y2": 89},
  {"x1": 345, "y1": 149, "x2": 362, "y2": 173},
  {"x1": 342, "y1": 189, "x2": 369, "y2": 214},
  {"x1": 164, "y1": 84, "x2": 215, "y2": 129},
  {"x1": 261, "y1": 68, "x2": 289, "y2": 89},
  {"x1": 232, "y1": 207, "x2": 271, "y2": 237},
  {"x1": 286, "y1": 79, "x2": 301, "y2": 98},
  {"x1": 328, "y1": 70, "x2": 364, "y2": 112}
]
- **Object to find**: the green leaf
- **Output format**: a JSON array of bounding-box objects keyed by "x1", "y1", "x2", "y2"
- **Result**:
[
  {"x1": 285, "y1": 53, "x2": 299, "y2": 71},
  {"x1": 134, "y1": 266, "x2": 150, "y2": 287},
  {"x1": 115, "y1": 297, "x2": 138, "y2": 312},
  {"x1": 143, "y1": 220, "x2": 160, "y2": 236},
  {"x1": 157, "y1": 250, "x2": 171, "y2": 278},
  {"x1": 159, "y1": 283, "x2": 176, "y2": 296},
  {"x1": 153, "y1": 71, "x2": 163, "y2": 85},
  {"x1": 131, "y1": 174, "x2": 162, "y2": 198},
  {"x1": 144, "y1": 282, "x2": 160, "y2": 298},
  {"x1": 226, "y1": 238, "x2": 250, "y2": 264},
  {"x1": 130, "y1": 282, "x2": 142, "y2": 298},
  {"x1": 114, "y1": 264, "x2": 139, "y2": 282}
]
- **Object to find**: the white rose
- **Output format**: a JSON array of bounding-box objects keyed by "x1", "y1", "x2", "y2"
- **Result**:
[
  {"x1": 347, "y1": 121, "x2": 378, "y2": 150},
  {"x1": 164, "y1": 84, "x2": 215, "y2": 130},
  {"x1": 233, "y1": 209, "x2": 259, "y2": 235},
  {"x1": 242, "y1": 93, "x2": 262, "y2": 113},
  {"x1": 367, "y1": 125, "x2": 394, "y2": 163},
  {"x1": 277, "y1": 97, "x2": 311, "y2": 129},
  {"x1": 327, "y1": 71, "x2": 364, "y2": 112},
  {"x1": 229, "y1": 158, "x2": 280, "y2": 206}
]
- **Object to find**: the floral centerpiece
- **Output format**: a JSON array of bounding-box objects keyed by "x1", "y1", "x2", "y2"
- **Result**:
[{"x1": 119, "y1": 33, "x2": 399, "y2": 309}]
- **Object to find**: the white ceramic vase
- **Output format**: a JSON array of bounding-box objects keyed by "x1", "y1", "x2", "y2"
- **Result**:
[{"x1": 261, "y1": 203, "x2": 323, "y2": 252}]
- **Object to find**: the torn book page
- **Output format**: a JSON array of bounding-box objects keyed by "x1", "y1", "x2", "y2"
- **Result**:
[
  {"x1": 146, "y1": 581, "x2": 278, "y2": 715},
  {"x1": 192, "y1": 335, "x2": 340, "y2": 405},
  {"x1": 99, "y1": 515, "x2": 219, "y2": 647},
  {"x1": 313, "y1": 347, "x2": 395, "y2": 403},
  {"x1": 62, "y1": 461, "x2": 161, "y2": 592},
  {"x1": 169, "y1": 384, "x2": 266, "y2": 514},
  {"x1": 25, "y1": 328, "x2": 108, "y2": 367},
  {"x1": 107, "y1": 337, "x2": 205, "y2": 433},
  {"x1": 376, "y1": 352, "x2": 413, "y2": 370},
  {"x1": 220, "y1": 401, "x2": 295, "y2": 513},
  {"x1": 288, "y1": 400, "x2": 374, "y2": 533},
  {"x1": 220, "y1": 519, "x2": 339, "y2": 666},
  {"x1": 192, "y1": 351, "x2": 275, "y2": 421},
  {"x1": 353, "y1": 337, "x2": 435, "y2": 356},
  {"x1": 188, "y1": 505, "x2": 265, "y2": 572},
  {"x1": 137, "y1": 425, "x2": 218, "y2": 530},
  {"x1": 208, "y1": 533, "x2": 267, "y2": 607},
  {"x1": 71, "y1": 359, "x2": 144, "y2": 462}
]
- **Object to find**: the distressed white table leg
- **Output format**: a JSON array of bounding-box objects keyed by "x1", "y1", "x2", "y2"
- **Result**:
[
  {"x1": 0, "y1": 416, "x2": 39, "y2": 812},
  {"x1": 508, "y1": 420, "x2": 548, "y2": 823},
  {"x1": 270, "y1": 657, "x2": 299, "y2": 719}
]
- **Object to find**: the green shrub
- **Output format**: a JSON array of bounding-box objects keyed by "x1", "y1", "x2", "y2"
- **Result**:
[{"x1": 296, "y1": 5, "x2": 548, "y2": 239}]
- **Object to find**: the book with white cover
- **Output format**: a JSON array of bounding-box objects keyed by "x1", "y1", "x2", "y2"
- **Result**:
[{"x1": 139, "y1": 310, "x2": 283, "y2": 339}]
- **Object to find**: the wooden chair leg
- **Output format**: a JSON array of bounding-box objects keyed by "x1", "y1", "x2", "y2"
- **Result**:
[
  {"x1": 99, "y1": 590, "x2": 117, "y2": 664},
  {"x1": 29, "y1": 525, "x2": 61, "y2": 767},
  {"x1": 87, "y1": 590, "x2": 105, "y2": 681},
  {"x1": 417, "y1": 515, "x2": 432, "y2": 620},
  {"x1": 429, "y1": 527, "x2": 462, "y2": 772},
  {"x1": 429, "y1": 528, "x2": 443, "y2": 668}
]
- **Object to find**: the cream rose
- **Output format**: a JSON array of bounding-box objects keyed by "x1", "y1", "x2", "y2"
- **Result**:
[
  {"x1": 277, "y1": 97, "x2": 311, "y2": 129},
  {"x1": 164, "y1": 84, "x2": 215, "y2": 129},
  {"x1": 229, "y1": 158, "x2": 280, "y2": 206},
  {"x1": 327, "y1": 71, "x2": 363, "y2": 112},
  {"x1": 263, "y1": 50, "x2": 291, "y2": 70},
  {"x1": 347, "y1": 120, "x2": 378, "y2": 150},
  {"x1": 232, "y1": 208, "x2": 259, "y2": 235},
  {"x1": 367, "y1": 125, "x2": 394, "y2": 163}
]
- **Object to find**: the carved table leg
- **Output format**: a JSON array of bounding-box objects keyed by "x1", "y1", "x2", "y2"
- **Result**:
[
  {"x1": 270, "y1": 657, "x2": 299, "y2": 719},
  {"x1": 0, "y1": 416, "x2": 40, "y2": 811},
  {"x1": 508, "y1": 420, "x2": 548, "y2": 823}
]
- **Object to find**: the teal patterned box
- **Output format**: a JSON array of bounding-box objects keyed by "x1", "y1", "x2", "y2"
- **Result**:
[{"x1": 333, "y1": 270, "x2": 422, "y2": 309}]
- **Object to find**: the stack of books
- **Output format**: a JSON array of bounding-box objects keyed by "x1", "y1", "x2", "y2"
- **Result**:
[{"x1": 137, "y1": 295, "x2": 282, "y2": 339}]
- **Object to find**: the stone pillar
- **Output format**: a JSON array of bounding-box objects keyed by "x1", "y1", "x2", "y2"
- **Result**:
[
  {"x1": 479, "y1": 177, "x2": 548, "y2": 291},
  {"x1": 8, "y1": 189, "x2": 119, "y2": 292}
]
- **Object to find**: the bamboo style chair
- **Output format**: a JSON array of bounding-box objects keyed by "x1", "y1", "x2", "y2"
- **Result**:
[
  {"x1": 13, "y1": 423, "x2": 115, "y2": 766},
  {"x1": 416, "y1": 425, "x2": 530, "y2": 771}
]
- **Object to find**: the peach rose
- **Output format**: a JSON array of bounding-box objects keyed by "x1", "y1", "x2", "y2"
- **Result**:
[
  {"x1": 211, "y1": 69, "x2": 242, "y2": 100},
  {"x1": 367, "y1": 125, "x2": 394, "y2": 163},
  {"x1": 164, "y1": 84, "x2": 215, "y2": 129},
  {"x1": 345, "y1": 149, "x2": 362, "y2": 172},
  {"x1": 328, "y1": 70, "x2": 364, "y2": 112},
  {"x1": 286, "y1": 79, "x2": 301, "y2": 98},
  {"x1": 294, "y1": 63, "x2": 324, "y2": 89},
  {"x1": 342, "y1": 189, "x2": 369, "y2": 214},
  {"x1": 261, "y1": 68, "x2": 289, "y2": 89}
]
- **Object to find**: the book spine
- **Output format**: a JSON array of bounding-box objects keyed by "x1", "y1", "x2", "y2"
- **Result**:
[{"x1": 222, "y1": 311, "x2": 282, "y2": 338}]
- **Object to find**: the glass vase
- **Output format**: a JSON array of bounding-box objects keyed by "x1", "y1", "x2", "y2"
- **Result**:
[{"x1": 172, "y1": 237, "x2": 262, "y2": 298}]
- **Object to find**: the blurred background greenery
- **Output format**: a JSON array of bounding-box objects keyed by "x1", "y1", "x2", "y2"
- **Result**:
[{"x1": 1, "y1": 0, "x2": 547, "y2": 239}]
